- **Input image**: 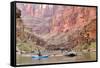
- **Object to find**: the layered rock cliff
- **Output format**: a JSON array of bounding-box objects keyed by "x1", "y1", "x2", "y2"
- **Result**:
[{"x1": 16, "y1": 3, "x2": 97, "y2": 50}]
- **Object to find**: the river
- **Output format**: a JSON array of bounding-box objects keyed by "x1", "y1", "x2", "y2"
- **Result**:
[{"x1": 16, "y1": 52, "x2": 96, "y2": 65}]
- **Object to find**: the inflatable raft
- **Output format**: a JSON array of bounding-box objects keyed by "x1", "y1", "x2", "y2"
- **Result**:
[
  {"x1": 64, "y1": 51, "x2": 77, "y2": 57},
  {"x1": 32, "y1": 55, "x2": 48, "y2": 59}
]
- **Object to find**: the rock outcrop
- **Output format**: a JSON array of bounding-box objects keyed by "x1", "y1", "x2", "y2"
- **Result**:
[{"x1": 16, "y1": 4, "x2": 97, "y2": 50}]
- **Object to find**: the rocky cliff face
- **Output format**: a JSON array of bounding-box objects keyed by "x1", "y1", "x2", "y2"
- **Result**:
[
  {"x1": 50, "y1": 6, "x2": 96, "y2": 33},
  {"x1": 16, "y1": 3, "x2": 97, "y2": 50}
]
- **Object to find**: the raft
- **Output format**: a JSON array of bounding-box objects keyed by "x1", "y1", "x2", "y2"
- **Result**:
[
  {"x1": 32, "y1": 55, "x2": 48, "y2": 59},
  {"x1": 64, "y1": 51, "x2": 77, "y2": 57}
]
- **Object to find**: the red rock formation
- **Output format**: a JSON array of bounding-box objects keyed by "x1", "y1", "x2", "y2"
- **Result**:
[
  {"x1": 50, "y1": 6, "x2": 96, "y2": 34},
  {"x1": 16, "y1": 4, "x2": 97, "y2": 49}
]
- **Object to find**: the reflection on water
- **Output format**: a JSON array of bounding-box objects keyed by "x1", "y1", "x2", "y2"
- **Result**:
[{"x1": 16, "y1": 52, "x2": 96, "y2": 65}]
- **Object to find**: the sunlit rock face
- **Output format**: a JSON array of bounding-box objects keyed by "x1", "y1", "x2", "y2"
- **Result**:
[
  {"x1": 51, "y1": 6, "x2": 96, "y2": 34},
  {"x1": 16, "y1": 3, "x2": 96, "y2": 34},
  {"x1": 16, "y1": 3, "x2": 97, "y2": 49}
]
